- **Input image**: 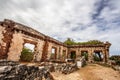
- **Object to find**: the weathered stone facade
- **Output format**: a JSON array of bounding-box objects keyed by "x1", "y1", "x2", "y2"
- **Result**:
[
  {"x1": 0, "y1": 19, "x2": 111, "y2": 62},
  {"x1": 67, "y1": 43, "x2": 111, "y2": 62}
]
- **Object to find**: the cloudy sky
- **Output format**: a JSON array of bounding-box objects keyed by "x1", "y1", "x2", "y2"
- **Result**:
[{"x1": 0, "y1": 0, "x2": 120, "y2": 55}]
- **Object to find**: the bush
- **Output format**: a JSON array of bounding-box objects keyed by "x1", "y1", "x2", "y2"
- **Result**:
[
  {"x1": 20, "y1": 47, "x2": 34, "y2": 62},
  {"x1": 116, "y1": 60, "x2": 120, "y2": 65},
  {"x1": 109, "y1": 55, "x2": 120, "y2": 66}
]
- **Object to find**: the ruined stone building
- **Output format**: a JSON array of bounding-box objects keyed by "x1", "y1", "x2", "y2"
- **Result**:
[{"x1": 0, "y1": 19, "x2": 111, "y2": 62}]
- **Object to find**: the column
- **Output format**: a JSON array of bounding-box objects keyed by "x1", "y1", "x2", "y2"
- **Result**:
[{"x1": 102, "y1": 50, "x2": 106, "y2": 62}]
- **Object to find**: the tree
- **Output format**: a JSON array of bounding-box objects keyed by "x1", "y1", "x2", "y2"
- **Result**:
[
  {"x1": 64, "y1": 38, "x2": 76, "y2": 45},
  {"x1": 20, "y1": 47, "x2": 34, "y2": 62}
]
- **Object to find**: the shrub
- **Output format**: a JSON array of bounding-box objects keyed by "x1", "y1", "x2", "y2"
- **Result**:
[
  {"x1": 116, "y1": 60, "x2": 120, "y2": 65},
  {"x1": 20, "y1": 47, "x2": 34, "y2": 62},
  {"x1": 109, "y1": 55, "x2": 120, "y2": 66}
]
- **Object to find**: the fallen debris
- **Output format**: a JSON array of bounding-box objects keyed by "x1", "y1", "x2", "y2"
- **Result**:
[{"x1": 0, "y1": 60, "x2": 54, "y2": 80}]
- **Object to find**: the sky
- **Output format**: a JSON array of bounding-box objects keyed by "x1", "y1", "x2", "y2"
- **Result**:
[{"x1": 0, "y1": 0, "x2": 120, "y2": 55}]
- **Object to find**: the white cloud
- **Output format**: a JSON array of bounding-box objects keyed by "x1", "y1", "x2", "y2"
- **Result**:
[{"x1": 0, "y1": 0, "x2": 120, "y2": 55}]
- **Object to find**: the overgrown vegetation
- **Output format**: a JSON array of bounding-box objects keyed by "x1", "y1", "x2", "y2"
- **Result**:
[
  {"x1": 81, "y1": 52, "x2": 88, "y2": 61},
  {"x1": 109, "y1": 55, "x2": 120, "y2": 66},
  {"x1": 20, "y1": 47, "x2": 34, "y2": 62},
  {"x1": 93, "y1": 54, "x2": 101, "y2": 61},
  {"x1": 64, "y1": 38, "x2": 76, "y2": 45},
  {"x1": 64, "y1": 38, "x2": 104, "y2": 45}
]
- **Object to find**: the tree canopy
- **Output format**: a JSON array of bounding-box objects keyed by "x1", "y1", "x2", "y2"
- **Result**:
[
  {"x1": 64, "y1": 38, "x2": 104, "y2": 45},
  {"x1": 64, "y1": 38, "x2": 76, "y2": 45}
]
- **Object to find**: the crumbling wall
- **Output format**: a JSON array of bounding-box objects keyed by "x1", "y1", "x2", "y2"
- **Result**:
[
  {"x1": 68, "y1": 47, "x2": 107, "y2": 62},
  {"x1": 59, "y1": 46, "x2": 68, "y2": 60},
  {"x1": 0, "y1": 25, "x2": 6, "y2": 58},
  {"x1": 34, "y1": 40, "x2": 45, "y2": 61},
  {"x1": 0, "y1": 26, "x2": 6, "y2": 44},
  {"x1": 7, "y1": 31, "x2": 24, "y2": 61},
  {"x1": 47, "y1": 42, "x2": 53, "y2": 60},
  {"x1": 42, "y1": 62, "x2": 78, "y2": 74},
  {"x1": 47, "y1": 42, "x2": 64, "y2": 60},
  {"x1": 0, "y1": 19, "x2": 111, "y2": 62}
]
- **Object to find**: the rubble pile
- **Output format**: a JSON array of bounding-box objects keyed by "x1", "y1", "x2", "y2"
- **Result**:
[
  {"x1": 0, "y1": 60, "x2": 54, "y2": 80},
  {"x1": 113, "y1": 66, "x2": 120, "y2": 71},
  {"x1": 0, "y1": 60, "x2": 79, "y2": 80},
  {"x1": 40, "y1": 62, "x2": 78, "y2": 74}
]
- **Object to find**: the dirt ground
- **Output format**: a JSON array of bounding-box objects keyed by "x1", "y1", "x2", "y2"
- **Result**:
[{"x1": 52, "y1": 64, "x2": 120, "y2": 80}]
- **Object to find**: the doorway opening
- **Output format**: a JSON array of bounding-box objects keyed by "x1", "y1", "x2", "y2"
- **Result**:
[
  {"x1": 81, "y1": 51, "x2": 88, "y2": 61},
  {"x1": 93, "y1": 51, "x2": 103, "y2": 61},
  {"x1": 20, "y1": 43, "x2": 35, "y2": 62},
  {"x1": 50, "y1": 47, "x2": 57, "y2": 59},
  {"x1": 70, "y1": 51, "x2": 76, "y2": 59},
  {"x1": 62, "y1": 50, "x2": 66, "y2": 60}
]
